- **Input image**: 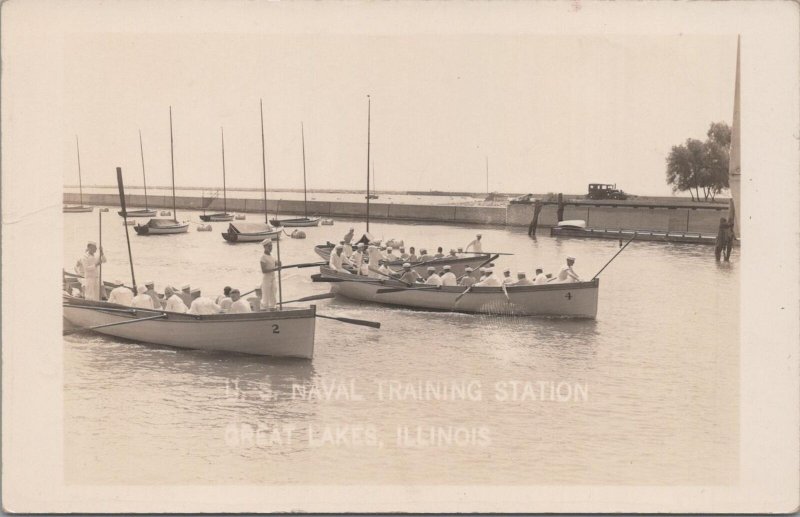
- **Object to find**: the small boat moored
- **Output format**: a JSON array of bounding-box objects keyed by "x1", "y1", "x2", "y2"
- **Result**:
[
  {"x1": 222, "y1": 222, "x2": 281, "y2": 243},
  {"x1": 134, "y1": 218, "x2": 190, "y2": 235}
]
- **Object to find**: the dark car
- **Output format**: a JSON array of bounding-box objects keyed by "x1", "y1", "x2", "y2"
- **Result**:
[{"x1": 587, "y1": 183, "x2": 628, "y2": 200}]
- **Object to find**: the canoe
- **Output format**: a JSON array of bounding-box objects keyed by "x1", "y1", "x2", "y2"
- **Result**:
[
  {"x1": 314, "y1": 243, "x2": 492, "y2": 277},
  {"x1": 222, "y1": 222, "x2": 281, "y2": 243},
  {"x1": 134, "y1": 218, "x2": 190, "y2": 235},
  {"x1": 270, "y1": 216, "x2": 321, "y2": 228},
  {"x1": 317, "y1": 267, "x2": 599, "y2": 318},
  {"x1": 200, "y1": 212, "x2": 234, "y2": 222},
  {"x1": 62, "y1": 295, "x2": 317, "y2": 358},
  {"x1": 63, "y1": 205, "x2": 94, "y2": 213},
  {"x1": 118, "y1": 209, "x2": 157, "y2": 218}
]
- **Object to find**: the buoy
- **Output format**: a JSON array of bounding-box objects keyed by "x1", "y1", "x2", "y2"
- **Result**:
[
  {"x1": 160, "y1": 210, "x2": 172, "y2": 216},
  {"x1": 321, "y1": 218, "x2": 334, "y2": 226},
  {"x1": 290, "y1": 230, "x2": 306, "y2": 239},
  {"x1": 197, "y1": 224, "x2": 212, "y2": 232},
  {"x1": 234, "y1": 214, "x2": 246, "y2": 220}
]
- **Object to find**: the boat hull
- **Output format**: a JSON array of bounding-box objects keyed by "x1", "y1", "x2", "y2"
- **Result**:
[
  {"x1": 270, "y1": 217, "x2": 321, "y2": 227},
  {"x1": 319, "y1": 267, "x2": 598, "y2": 318},
  {"x1": 63, "y1": 205, "x2": 94, "y2": 213},
  {"x1": 134, "y1": 219, "x2": 190, "y2": 235},
  {"x1": 200, "y1": 213, "x2": 234, "y2": 222},
  {"x1": 63, "y1": 297, "x2": 316, "y2": 358},
  {"x1": 222, "y1": 222, "x2": 281, "y2": 243},
  {"x1": 118, "y1": 209, "x2": 157, "y2": 218},
  {"x1": 314, "y1": 244, "x2": 491, "y2": 277}
]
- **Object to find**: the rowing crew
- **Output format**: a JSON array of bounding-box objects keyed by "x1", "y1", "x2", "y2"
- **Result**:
[{"x1": 102, "y1": 281, "x2": 256, "y2": 314}]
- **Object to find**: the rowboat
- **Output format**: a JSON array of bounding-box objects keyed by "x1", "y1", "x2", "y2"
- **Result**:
[
  {"x1": 134, "y1": 218, "x2": 190, "y2": 235},
  {"x1": 316, "y1": 267, "x2": 599, "y2": 318},
  {"x1": 270, "y1": 216, "x2": 321, "y2": 227},
  {"x1": 63, "y1": 295, "x2": 317, "y2": 358},
  {"x1": 200, "y1": 212, "x2": 235, "y2": 222},
  {"x1": 118, "y1": 208, "x2": 157, "y2": 218},
  {"x1": 314, "y1": 243, "x2": 492, "y2": 277},
  {"x1": 222, "y1": 222, "x2": 281, "y2": 243}
]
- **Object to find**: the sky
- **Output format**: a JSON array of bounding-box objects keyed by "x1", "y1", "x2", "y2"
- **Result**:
[{"x1": 63, "y1": 33, "x2": 737, "y2": 196}]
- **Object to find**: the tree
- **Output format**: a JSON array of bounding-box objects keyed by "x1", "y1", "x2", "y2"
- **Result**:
[{"x1": 665, "y1": 122, "x2": 731, "y2": 201}]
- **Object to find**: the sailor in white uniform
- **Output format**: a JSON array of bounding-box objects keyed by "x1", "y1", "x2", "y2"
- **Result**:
[
  {"x1": 513, "y1": 272, "x2": 535, "y2": 286},
  {"x1": 475, "y1": 267, "x2": 502, "y2": 287},
  {"x1": 228, "y1": 289, "x2": 252, "y2": 314},
  {"x1": 349, "y1": 243, "x2": 366, "y2": 274},
  {"x1": 163, "y1": 286, "x2": 188, "y2": 313},
  {"x1": 260, "y1": 239, "x2": 281, "y2": 310},
  {"x1": 501, "y1": 267, "x2": 515, "y2": 285},
  {"x1": 424, "y1": 266, "x2": 443, "y2": 286},
  {"x1": 459, "y1": 267, "x2": 477, "y2": 287},
  {"x1": 131, "y1": 285, "x2": 155, "y2": 309},
  {"x1": 533, "y1": 266, "x2": 549, "y2": 285},
  {"x1": 398, "y1": 263, "x2": 421, "y2": 284},
  {"x1": 550, "y1": 256, "x2": 581, "y2": 283},
  {"x1": 328, "y1": 244, "x2": 352, "y2": 273},
  {"x1": 465, "y1": 234, "x2": 483, "y2": 253},
  {"x1": 188, "y1": 296, "x2": 222, "y2": 315},
  {"x1": 440, "y1": 264, "x2": 458, "y2": 286},
  {"x1": 75, "y1": 241, "x2": 106, "y2": 300},
  {"x1": 107, "y1": 280, "x2": 134, "y2": 306}
]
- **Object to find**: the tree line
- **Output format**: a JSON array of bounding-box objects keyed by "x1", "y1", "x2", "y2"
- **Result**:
[{"x1": 665, "y1": 122, "x2": 731, "y2": 202}]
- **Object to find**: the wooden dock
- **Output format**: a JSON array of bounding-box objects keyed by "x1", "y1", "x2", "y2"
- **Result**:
[{"x1": 549, "y1": 226, "x2": 729, "y2": 245}]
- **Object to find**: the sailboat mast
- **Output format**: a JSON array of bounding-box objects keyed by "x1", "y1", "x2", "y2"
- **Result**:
[
  {"x1": 485, "y1": 156, "x2": 489, "y2": 194},
  {"x1": 260, "y1": 99, "x2": 268, "y2": 225},
  {"x1": 169, "y1": 106, "x2": 177, "y2": 219},
  {"x1": 76, "y1": 136, "x2": 83, "y2": 206},
  {"x1": 221, "y1": 127, "x2": 227, "y2": 213},
  {"x1": 301, "y1": 122, "x2": 308, "y2": 218},
  {"x1": 366, "y1": 96, "x2": 371, "y2": 233},
  {"x1": 138, "y1": 130, "x2": 149, "y2": 210}
]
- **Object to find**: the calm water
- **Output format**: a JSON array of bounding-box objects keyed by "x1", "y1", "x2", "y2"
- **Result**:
[{"x1": 63, "y1": 209, "x2": 739, "y2": 485}]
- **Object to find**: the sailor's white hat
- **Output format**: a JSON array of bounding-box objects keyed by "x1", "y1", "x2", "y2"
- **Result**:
[
  {"x1": 427, "y1": 266, "x2": 436, "y2": 272},
  {"x1": 465, "y1": 267, "x2": 473, "y2": 272},
  {"x1": 356, "y1": 242, "x2": 365, "y2": 248},
  {"x1": 261, "y1": 238, "x2": 272, "y2": 245},
  {"x1": 87, "y1": 241, "x2": 97, "y2": 247},
  {"x1": 145, "y1": 280, "x2": 155, "y2": 287},
  {"x1": 503, "y1": 267, "x2": 510, "y2": 273},
  {"x1": 517, "y1": 271, "x2": 526, "y2": 276},
  {"x1": 335, "y1": 244, "x2": 344, "y2": 250},
  {"x1": 137, "y1": 285, "x2": 148, "y2": 294},
  {"x1": 443, "y1": 265, "x2": 451, "y2": 270},
  {"x1": 536, "y1": 265, "x2": 544, "y2": 270},
  {"x1": 476, "y1": 233, "x2": 482, "y2": 237},
  {"x1": 402, "y1": 262, "x2": 411, "y2": 268},
  {"x1": 387, "y1": 247, "x2": 393, "y2": 251},
  {"x1": 181, "y1": 284, "x2": 190, "y2": 290},
  {"x1": 567, "y1": 255, "x2": 576, "y2": 261}
]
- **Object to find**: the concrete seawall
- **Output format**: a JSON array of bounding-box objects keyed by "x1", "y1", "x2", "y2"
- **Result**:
[{"x1": 65, "y1": 193, "x2": 728, "y2": 234}]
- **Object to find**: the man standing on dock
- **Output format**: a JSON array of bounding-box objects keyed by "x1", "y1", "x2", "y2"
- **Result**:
[
  {"x1": 260, "y1": 239, "x2": 280, "y2": 310},
  {"x1": 75, "y1": 241, "x2": 106, "y2": 300},
  {"x1": 466, "y1": 234, "x2": 483, "y2": 253}
]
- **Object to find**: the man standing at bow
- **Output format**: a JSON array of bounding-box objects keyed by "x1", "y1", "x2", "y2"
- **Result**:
[
  {"x1": 75, "y1": 241, "x2": 106, "y2": 300},
  {"x1": 465, "y1": 234, "x2": 483, "y2": 253},
  {"x1": 550, "y1": 256, "x2": 581, "y2": 283},
  {"x1": 260, "y1": 239, "x2": 281, "y2": 310}
]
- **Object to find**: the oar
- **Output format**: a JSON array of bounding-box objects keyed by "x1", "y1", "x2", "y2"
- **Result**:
[
  {"x1": 591, "y1": 234, "x2": 636, "y2": 280},
  {"x1": 279, "y1": 293, "x2": 335, "y2": 304},
  {"x1": 63, "y1": 313, "x2": 167, "y2": 336},
  {"x1": 501, "y1": 282, "x2": 510, "y2": 301},
  {"x1": 453, "y1": 253, "x2": 499, "y2": 301},
  {"x1": 458, "y1": 251, "x2": 514, "y2": 256},
  {"x1": 316, "y1": 313, "x2": 380, "y2": 329},
  {"x1": 280, "y1": 261, "x2": 326, "y2": 270},
  {"x1": 455, "y1": 286, "x2": 473, "y2": 302},
  {"x1": 376, "y1": 284, "x2": 440, "y2": 294}
]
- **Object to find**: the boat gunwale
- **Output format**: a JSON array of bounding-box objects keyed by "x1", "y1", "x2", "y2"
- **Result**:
[
  {"x1": 314, "y1": 244, "x2": 492, "y2": 268},
  {"x1": 63, "y1": 296, "x2": 316, "y2": 322}
]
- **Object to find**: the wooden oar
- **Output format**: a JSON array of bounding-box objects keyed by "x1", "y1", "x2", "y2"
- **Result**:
[
  {"x1": 280, "y1": 293, "x2": 335, "y2": 304},
  {"x1": 501, "y1": 282, "x2": 510, "y2": 301},
  {"x1": 458, "y1": 251, "x2": 514, "y2": 256},
  {"x1": 454, "y1": 286, "x2": 473, "y2": 302},
  {"x1": 63, "y1": 313, "x2": 167, "y2": 336},
  {"x1": 591, "y1": 234, "x2": 636, "y2": 280},
  {"x1": 316, "y1": 313, "x2": 380, "y2": 329},
  {"x1": 453, "y1": 253, "x2": 500, "y2": 302}
]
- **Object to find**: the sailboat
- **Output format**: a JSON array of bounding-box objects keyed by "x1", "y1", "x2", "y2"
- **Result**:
[
  {"x1": 118, "y1": 130, "x2": 157, "y2": 218},
  {"x1": 63, "y1": 136, "x2": 94, "y2": 213},
  {"x1": 134, "y1": 106, "x2": 189, "y2": 235},
  {"x1": 200, "y1": 127, "x2": 234, "y2": 222},
  {"x1": 270, "y1": 123, "x2": 321, "y2": 227},
  {"x1": 222, "y1": 99, "x2": 281, "y2": 243}
]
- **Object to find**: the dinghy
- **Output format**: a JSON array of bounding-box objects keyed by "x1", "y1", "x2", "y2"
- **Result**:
[
  {"x1": 118, "y1": 130, "x2": 157, "y2": 218},
  {"x1": 222, "y1": 222, "x2": 281, "y2": 243},
  {"x1": 199, "y1": 127, "x2": 234, "y2": 222},
  {"x1": 269, "y1": 123, "x2": 321, "y2": 228}
]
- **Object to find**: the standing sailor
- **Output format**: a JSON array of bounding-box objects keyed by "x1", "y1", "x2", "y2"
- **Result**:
[
  {"x1": 74, "y1": 241, "x2": 106, "y2": 300},
  {"x1": 440, "y1": 265, "x2": 458, "y2": 286},
  {"x1": 550, "y1": 256, "x2": 581, "y2": 283},
  {"x1": 260, "y1": 239, "x2": 281, "y2": 310},
  {"x1": 465, "y1": 234, "x2": 483, "y2": 253}
]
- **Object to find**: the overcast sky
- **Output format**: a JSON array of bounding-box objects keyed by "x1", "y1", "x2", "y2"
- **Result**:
[{"x1": 63, "y1": 34, "x2": 736, "y2": 196}]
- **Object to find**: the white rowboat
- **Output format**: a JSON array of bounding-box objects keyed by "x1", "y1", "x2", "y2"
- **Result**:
[
  {"x1": 134, "y1": 218, "x2": 190, "y2": 235},
  {"x1": 63, "y1": 295, "x2": 316, "y2": 358},
  {"x1": 318, "y1": 267, "x2": 599, "y2": 318},
  {"x1": 222, "y1": 222, "x2": 281, "y2": 243}
]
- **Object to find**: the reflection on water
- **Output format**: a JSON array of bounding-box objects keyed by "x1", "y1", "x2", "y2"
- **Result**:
[{"x1": 64, "y1": 209, "x2": 738, "y2": 485}]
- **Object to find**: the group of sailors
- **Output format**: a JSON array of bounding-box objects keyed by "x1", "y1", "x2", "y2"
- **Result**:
[
  {"x1": 402, "y1": 256, "x2": 580, "y2": 287},
  {"x1": 70, "y1": 238, "x2": 283, "y2": 313}
]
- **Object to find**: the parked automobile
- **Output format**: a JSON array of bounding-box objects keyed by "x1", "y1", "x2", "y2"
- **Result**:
[{"x1": 587, "y1": 183, "x2": 628, "y2": 200}]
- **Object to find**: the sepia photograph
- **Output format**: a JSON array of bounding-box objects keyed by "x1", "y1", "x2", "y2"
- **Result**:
[{"x1": 2, "y1": 0, "x2": 798, "y2": 513}]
